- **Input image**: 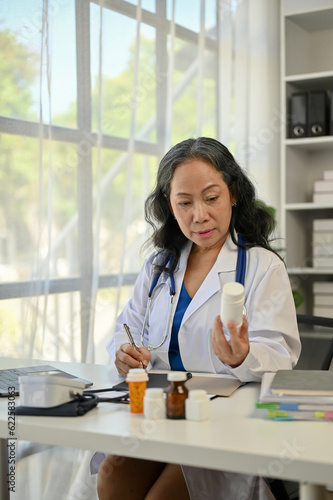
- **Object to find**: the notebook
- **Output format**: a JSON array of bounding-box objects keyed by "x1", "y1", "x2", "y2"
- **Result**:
[
  {"x1": 112, "y1": 372, "x2": 243, "y2": 397},
  {"x1": 270, "y1": 369, "x2": 333, "y2": 396},
  {"x1": 0, "y1": 364, "x2": 93, "y2": 397}
]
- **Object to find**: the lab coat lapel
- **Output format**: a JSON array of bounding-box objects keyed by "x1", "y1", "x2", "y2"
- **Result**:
[
  {"x1": 182, "y1": 234, "x2": 238, "y2": 323},
  {"x1": 173, "y1": 241, "x2": 192, "y2": 301}
]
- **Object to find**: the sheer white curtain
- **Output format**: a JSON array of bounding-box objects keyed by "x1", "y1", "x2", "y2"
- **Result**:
[
  {"x1": 0, "y1": 0, "x2": 281, "y2": 368},
  {"x1": 1, "y1": 0, "x2": 281, "y2": 498},
  {"x1": 218, "y1": 0, "x2": 280, "y2": 214}
]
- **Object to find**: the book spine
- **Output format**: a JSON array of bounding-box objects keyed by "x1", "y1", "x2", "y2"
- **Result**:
[
  {"x1": 313, "y1": 306, "x2": 333, "y2": 319},
  {"x1": 313, "y1": 257, "x2": 333, "y2": 267},
  {"x1": 324, "y1": 170, "x2": 333, "y2": 180},
  {"x1": 313, "y1": 193, "x2": 333, "y2": 204},
  {"x1": 313, "y1": 244, "x2": 333, "y2": 256},
  {"x1": 313, "y1": 232, "x2": 333, "y2": 244},
  {"x1": 314, "y1": 180, "x2": 333, "y2": 192},
  {"x1": 313, "y1": 281, "x2": 333, "y2": 294},
  {"x1": 313, "y1": 219, "x2": 333, "y2": 231},
  {"x1": 313, "y1": 294, "x2": 333, "y2": 306},
  {"x1": 267, "y1": 410, "x2": 333, "y2": 420}
]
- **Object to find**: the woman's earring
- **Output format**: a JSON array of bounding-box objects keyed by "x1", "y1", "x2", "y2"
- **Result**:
[
  {"x1": 232, "y1": 202, "x2": 237, "y2": 208},
  {"x1": 174, "y1": 215, "x2": 177, "y2": 220}
]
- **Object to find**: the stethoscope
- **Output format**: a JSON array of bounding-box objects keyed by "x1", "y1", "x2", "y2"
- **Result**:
[{"x1": 141, "y1": 234, "x2": 246, "y2": 351}]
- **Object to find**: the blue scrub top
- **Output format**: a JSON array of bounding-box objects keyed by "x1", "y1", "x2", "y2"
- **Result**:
[{"x1": 168, "y1": 281, "x2": 192, "y2": 370}]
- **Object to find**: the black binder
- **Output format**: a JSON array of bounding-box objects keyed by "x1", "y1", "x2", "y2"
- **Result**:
[
  {"x1": 290, "y1": 92, "x2": 308, "y2": 138},
  {"x1": 309, "y1": 90, "x2": 327, "y2": 136}
]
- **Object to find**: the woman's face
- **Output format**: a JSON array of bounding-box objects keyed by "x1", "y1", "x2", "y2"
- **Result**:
[{"x1": 169, "y1": 159, "x2": 236, "y2": 251}]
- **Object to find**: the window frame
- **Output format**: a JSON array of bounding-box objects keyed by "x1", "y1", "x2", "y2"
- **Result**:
[{"x1": 0, "y1": 0, "x2": 220, "y2": 359}]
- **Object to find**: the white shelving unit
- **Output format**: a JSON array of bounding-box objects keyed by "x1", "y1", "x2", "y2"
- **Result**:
[{"x1": 281, "y1": 1, "x2": 333, "y2": 315}]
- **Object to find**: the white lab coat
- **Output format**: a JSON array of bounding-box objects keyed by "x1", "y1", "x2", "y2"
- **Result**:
[
  {"x1": 103, "y1": 234, "x2": 301, "y2": 500},
  {"x1": 107, "y1": 234, "x2": 301, "y2": 381}
]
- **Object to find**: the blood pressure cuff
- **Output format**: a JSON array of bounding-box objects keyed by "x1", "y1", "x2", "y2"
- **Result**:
[{"x1": 15, "y1": 394, "x2": 99, "y2": 417}]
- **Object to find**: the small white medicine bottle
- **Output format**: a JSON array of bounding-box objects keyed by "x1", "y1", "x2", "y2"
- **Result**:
[
  {"x1": 144, "y1": 388, "x2": 166, "y2": 419},
  {"x1": 185, "y1": 390, "x2": 210, "y2": 421},
  {"x1": 220, "y1": 282, "x2": 245, "y2": 329}
]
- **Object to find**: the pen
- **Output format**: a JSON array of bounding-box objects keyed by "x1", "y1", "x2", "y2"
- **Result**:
[{"x1": 122, "y1": 323, "x2": 147, "y2": 372}]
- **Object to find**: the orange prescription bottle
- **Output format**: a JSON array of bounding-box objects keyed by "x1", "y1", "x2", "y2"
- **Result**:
[{"x1": 126, "y1": 368, "x2": 149, "y2": 413}]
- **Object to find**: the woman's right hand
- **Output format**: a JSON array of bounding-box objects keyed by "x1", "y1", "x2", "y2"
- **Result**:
[{"x1": 115, "y1": 344, "x2": 151, "y2": 377}]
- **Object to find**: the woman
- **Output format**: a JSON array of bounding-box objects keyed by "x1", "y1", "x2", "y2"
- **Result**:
[{"x1": 97, "y1": 137, "x2": 301, "y2": 500}]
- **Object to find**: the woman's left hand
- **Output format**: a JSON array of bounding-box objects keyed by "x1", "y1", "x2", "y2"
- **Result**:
[{"x1": 212, "y1": 315, "x2": 249, "y2": 368}]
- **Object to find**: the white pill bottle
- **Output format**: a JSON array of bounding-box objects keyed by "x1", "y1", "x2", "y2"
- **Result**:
[{"x1": 220, "y1": 282, "x2": 245, "y2": 329}]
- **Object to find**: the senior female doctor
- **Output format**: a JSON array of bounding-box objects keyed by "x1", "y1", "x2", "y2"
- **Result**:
[{"x1": 97, "y1": 137, "x2": 301, "y2": 500}]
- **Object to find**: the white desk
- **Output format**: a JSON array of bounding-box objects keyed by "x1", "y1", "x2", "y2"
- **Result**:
[{"x1": 1, "y1": 358, "x2": 332, "y2": 500}]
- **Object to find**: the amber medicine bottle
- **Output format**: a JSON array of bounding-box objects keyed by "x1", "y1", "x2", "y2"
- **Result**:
[{"x1": 165, "y1": 371, "x2": 189, "y2": 419}]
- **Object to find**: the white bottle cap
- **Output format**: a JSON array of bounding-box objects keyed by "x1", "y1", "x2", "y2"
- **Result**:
[
  {"x1": 144, "y1": 388, "x2": 164, "y2": 400},
  {"x1": 188, "y1": 390, "x2": 208, "y2": 400},
  {"x1": 126, "y1": 368, "x2": 149, "y2": 382},
  {"x1": 167, "y1": 371, "x2": 187, "y2": 382},
  {"x1": 222, "y1": 282, "x2": 244, "y2": 301}
]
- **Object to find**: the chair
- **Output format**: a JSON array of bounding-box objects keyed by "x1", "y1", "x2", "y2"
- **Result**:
[
  {"x1": 268, "y1": 314, "x2": 333, "y2": 500},
  {"x1": 295, "y1": 314, "x2": 333, "y2": 371}
]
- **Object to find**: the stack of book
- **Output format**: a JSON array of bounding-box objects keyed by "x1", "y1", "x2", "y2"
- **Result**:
[
  {"x1": 257, "y1": 370, "x2": 333, "y2": 421},
  {"x1": 313, "y1": 170, "x2": 333, "y2": 204},
  {"x1": 313, "y1": 281, "x2": 333, "y2": 318},
  {"x1": 312, "y1": 218, "x2": 333, "y2": 268}
]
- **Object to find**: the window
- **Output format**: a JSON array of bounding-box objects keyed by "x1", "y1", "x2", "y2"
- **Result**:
[{"x1": 0, "y1": 0, "x2": 220, "y2": 363}]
